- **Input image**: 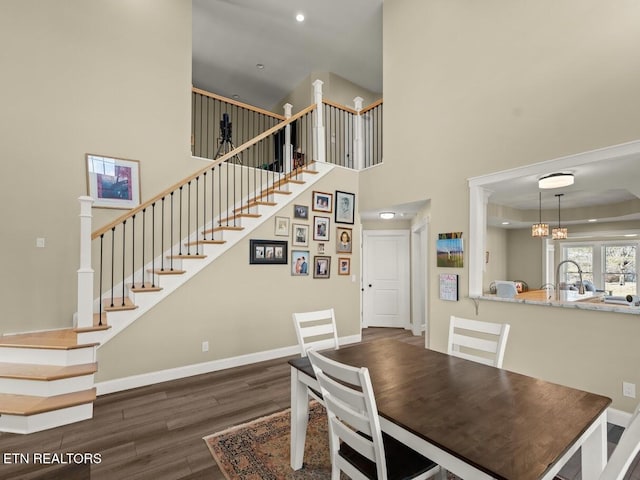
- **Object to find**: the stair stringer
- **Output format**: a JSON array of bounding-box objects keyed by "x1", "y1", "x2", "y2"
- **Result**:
[{"x1": 77, "y1": 162, "x2": 334, "y2": 347}]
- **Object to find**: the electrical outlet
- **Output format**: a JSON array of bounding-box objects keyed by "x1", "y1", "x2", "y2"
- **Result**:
[
  {"x1": 202, "y1": 341, "x2": 209, "y2": 352},
  {"x1": 36, "y1": 237, "x2": 45, "y2": 248},
  {"x1": 623, "y1": 381, "x2": 636, "y2": 398}
]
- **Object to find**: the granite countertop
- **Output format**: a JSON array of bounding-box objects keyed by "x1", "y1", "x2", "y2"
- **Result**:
[{"x1": 478, "y1": 289, "x2": 640, "y2": 315}]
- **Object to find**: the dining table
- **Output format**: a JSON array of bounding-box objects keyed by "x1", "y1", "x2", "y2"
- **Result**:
[{"x1": 289, "y1": 338, "x2": 611, "y2": 480}]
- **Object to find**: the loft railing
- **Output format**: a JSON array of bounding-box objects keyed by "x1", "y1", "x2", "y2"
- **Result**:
[
  {"x1": 191, "y1": 87, "x2": 285, "y2": 159},
  {"x1": 361, "y1": 99, "x2": 383, "y2": 168},
  {"x1": 76, "y1": 81, "x2": 382, "y2": 329}
]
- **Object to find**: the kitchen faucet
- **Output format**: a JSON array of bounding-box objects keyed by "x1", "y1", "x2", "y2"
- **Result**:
[{"x1": 556, "y1": 260, "x2": 585, "y2": 300}]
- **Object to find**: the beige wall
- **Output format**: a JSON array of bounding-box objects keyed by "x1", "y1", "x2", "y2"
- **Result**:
[
  {"x1": 0, "y1": 0, "x2": 197, "y2": 333},
  {"x1": 96, "y1": 167, "x2": 361, "y2": 381},
  {"x1": 376, "y1": 0, "x2": 640, "y2": 411}
]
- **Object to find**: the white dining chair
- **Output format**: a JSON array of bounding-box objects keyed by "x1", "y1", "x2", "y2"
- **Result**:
[
  {"x1": 598, "y1": 403, "x2": 640, "y2": 480},
  {"x1": 292, "y1": 308, "x2": 339, "y2": 357},
  {"x1": 307, "y1": 349, "x2": 440, "y2": 480},
  {"x1": 447, "y1": 315, "x2": 511, "y2": 368}
]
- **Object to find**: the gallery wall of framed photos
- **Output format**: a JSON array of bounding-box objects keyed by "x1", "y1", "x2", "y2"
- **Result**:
[{"x1": 248, "y1": 187, "x2": 357, "y2": 282}]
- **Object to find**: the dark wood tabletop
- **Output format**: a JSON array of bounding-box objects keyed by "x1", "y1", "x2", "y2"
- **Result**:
[{"x1": 289, "y1": 339, "x2": 611, "y2": 480}]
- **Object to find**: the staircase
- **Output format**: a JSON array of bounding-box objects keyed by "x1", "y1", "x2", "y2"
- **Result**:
[{"x1": 0, "y1": 161, "x2": 332, "y2": 434}]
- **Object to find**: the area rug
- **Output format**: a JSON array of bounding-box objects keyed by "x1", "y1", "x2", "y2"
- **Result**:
[
  {"x1": 203, "y1": 401, "x2": 332, "y2": 479},
  {"x1": 204, "y1": 402, "x2": 460, "y2": 480}
]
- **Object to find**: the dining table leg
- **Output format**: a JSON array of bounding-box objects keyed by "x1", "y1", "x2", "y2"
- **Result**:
[
  {"x1": 290, "y1": 365, "x2": 309, "y2": 470},
  {"x1": 580, "y1": 410, "x2": 608, "y2": 480}
]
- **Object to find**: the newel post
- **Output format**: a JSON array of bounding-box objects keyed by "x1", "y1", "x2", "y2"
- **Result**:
[
  {"x1": 353, "y1": 96, "x2": 364, "y2": 170},
  {"x1": 312, "y1": 79, "x2": 326, "y2": 163},
  {"x1": 77, "y1": 196, "x2": 94, "y2": 329},
  {"x1": 283, "y1": 103, "x2": 293, "y2": 173}
]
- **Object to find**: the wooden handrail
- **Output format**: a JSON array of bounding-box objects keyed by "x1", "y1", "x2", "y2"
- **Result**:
[
  {"x1": 322, "y1": 99, "x2": 358, "y2": 115},
  {"x1": 192, "y1": 87, "x2": 286, "y2": 121},
  {"x1": 92, "y1": 104, "x2": 316, "y2": 239},
  {"x1": 361, "y1": 98, "x2": 383, "y2": 115}
]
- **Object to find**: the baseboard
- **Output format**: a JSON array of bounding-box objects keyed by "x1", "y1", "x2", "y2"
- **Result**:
[
  {"x1": 96, "y1": 333, "x2": 361, "y2": 396},
  {"x1": 608, "y1": 407, "x2": 632, "y2": 428}
]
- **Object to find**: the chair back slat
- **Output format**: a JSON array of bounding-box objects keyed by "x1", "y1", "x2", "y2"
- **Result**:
[
  {"x1": 448, "y1": 315, "x2": 510, "y2": 368},
  {"x1": 292, "y1": 308, "x2": 339, "y2": 356}
]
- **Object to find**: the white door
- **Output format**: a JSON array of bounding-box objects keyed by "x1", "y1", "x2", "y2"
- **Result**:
[{"x1": 362, "y1": 230, "x2": 410, "y2": 328}]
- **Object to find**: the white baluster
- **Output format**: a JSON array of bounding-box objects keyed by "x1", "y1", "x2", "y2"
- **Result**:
[
  {"x1": 312, "y1": 79, "x2": 326, "y2": 163},
  {"x1": 77, "y1": 196, "x2": 94, "y2": 329},
  {"x1": 353, "y1": 96, "x2": 364, "y2": 170}
]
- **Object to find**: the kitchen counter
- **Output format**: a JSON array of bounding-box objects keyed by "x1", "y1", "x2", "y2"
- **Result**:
[{"x1": 478, "y1": 289, "x2": 640, "y2": 314}]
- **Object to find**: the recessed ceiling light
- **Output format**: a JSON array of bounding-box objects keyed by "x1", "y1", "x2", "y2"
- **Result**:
[
  {"x1": 296, "y1": 13, "x2": 305, "y2": 22},
  {"x1": 538, "y1": 172, "x2": 574, "y2": 189},
  {"x1": 588, "y1": 218, "x2": 598, "y2": 222},
  {"x1": 232, "y1": 94, "x2": 239, "y2": 100},
  {"x1": 624, "y1": 233, "x2": 638, "y2": 237},
  {"x1": 256, "y1": 63, "x2": 265, "y2": 70},
  {"x1": 501, "y1": 221, "x2": 510, "y2": 225},
  {"x1": 379, "y1": 212, "x2": 395, "y2": 220}
]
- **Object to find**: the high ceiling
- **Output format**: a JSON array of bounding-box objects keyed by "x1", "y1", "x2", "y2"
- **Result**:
[
  {"x1": 192, "y1": 0, "x2": 382, "y2": 110},
  {"x1": 192, "y1": 2, "x2": 639, "y2": 228}
]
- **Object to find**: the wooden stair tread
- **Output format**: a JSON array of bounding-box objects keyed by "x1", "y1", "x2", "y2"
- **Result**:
[
  {"x1": 0, "y1": 330, "x2": 98, "y2": 350},
  {"x1": 0, "y1": 388, "x2": 96, "y2": 416},
  {"x1": 219, "y1": 213, "x2": 261, "y2": 222},
  {"x1": 186, "y1": 239, "x2": 226, "y2": 246},
  {"x1": 202, "y1": 226, "x2": 244, "y2": 234},
  {"x1": 74, "y1": 313, "x2": 110, "y2": 333},
  {"x1": 148, "y1": 269, "x2": 186, "y2": 275},
  {"x1": 0, "y1": 362, "x2": 97, "y2": 381},
  {"x1": 264, "y1": 188, "x2": 292, "y2": 195},
  {"x1": 246, "y1": 200, "x2": 277, "y2": 207},
  {"x1": 128, "y1": 283, "x2": 163, "y2": 292},
  {"x1": 103, "y1": 297, "x2": 138, "y2": 312}
]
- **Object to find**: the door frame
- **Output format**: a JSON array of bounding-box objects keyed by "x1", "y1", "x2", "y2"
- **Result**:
[
  {"x1": 411, "y1": 218, "x2": 429, "y2": 336},
  {"x1": 361, "y1": 229, "x2": 411, "y2": 329}
]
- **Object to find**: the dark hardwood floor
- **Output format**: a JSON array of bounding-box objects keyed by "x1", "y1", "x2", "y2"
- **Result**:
[
  {"x1": 0, "y1": 328, "x2": 636, "y2": 479},
  {"x1": 0, "y1": 328, "x2": 422, "y2": 479}
]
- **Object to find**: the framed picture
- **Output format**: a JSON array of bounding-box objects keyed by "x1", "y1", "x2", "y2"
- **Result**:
[
  {"x1": 314, "y1": 256, "x2": 331, "y2": 279},
  {"x1": 274, "y1": 216, "x2": 289, "y2": 236},
  {"x1": 292, "y1": 223, "x2": 309, "y2": 246},
  {"x1": 317, "y1": 242, "x2": 325, "y2": 254},
  {"x1": 86, "y1": 153, "x2": 141, "y2": 209},
  {"x1": 338, "y1": 257, "x2": 351, "y2": 275},
  {"x1": 249, "y1": 239, "x2": 288, "y2": 265},
  {"x1": 439, "y1": 273, "x2": 459, "y2": 301},
  {"x1": 312, "y1": 191, "x2": 333, "y2": 213},
  {"x1": 335, "y1": 191, "x2": 355, "y2": 224},
  {"x1": 291, "y1": 250, "x2": 310, "y2": 276},
  {"x1": 313, "y1": 216, "x2": 330, "y2": 241},
  {"x1": 336, "y1": 227, "x2": 352, "y2": 253},
  {"x1": 436, "y1": 232, "x2": 464, "y2": 268},
  {"x1": 293, "y1": 204, "x2": 309, "y2": 219}
]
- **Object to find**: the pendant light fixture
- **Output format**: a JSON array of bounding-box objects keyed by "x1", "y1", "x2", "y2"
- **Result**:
[
  {"x1": 552, "y1": 193, "x2": 568, "y2": 240},
  {"x1": 531, "y1": 192, "x2": 549, "y2": 237}
]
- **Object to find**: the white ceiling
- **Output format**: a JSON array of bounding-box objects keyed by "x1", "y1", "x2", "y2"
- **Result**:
[{"x1": 192, "y1": 0, "x2": 382, "y2": 110}]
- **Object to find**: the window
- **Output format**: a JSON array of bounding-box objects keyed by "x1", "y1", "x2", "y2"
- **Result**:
[{"x1": 562, "y1": 241, "x2": 638, "y2": 297}]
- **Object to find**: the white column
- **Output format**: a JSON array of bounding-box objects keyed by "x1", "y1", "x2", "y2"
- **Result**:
[
  {"x1": 77, "y1": 196, "x2": 94, "y2": 329},
  {"x1": 283, "y1": 103, "x2": 293, "y2": 174},
  {"x1": 353, "y1": 96, "x2": 364, "y2": 170},
  {"x1": 468, "y1": 185, "x2": 491, "y2": 298},
  {"x1": 312, "y1": 79, "x2": 326, "y2": 163}
]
